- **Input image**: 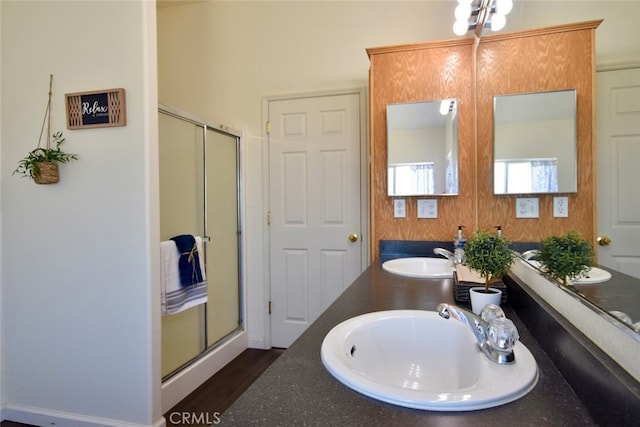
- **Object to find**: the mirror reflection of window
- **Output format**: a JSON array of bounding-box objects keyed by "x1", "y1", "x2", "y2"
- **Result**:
[
  {"x1": 388, "y1": 163, "x2": 435, "y2": 196},
  {"x1": 494, "y1": 159, "x2": 558, "y2": 194},
  {"x1": 386, "y1": 99, "x2": 459, "y2": 196},
  {"x1": 445, "y1": 151, "x2": 458, "y2": 195}
]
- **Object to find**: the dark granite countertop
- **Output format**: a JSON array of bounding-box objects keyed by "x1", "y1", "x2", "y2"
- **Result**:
[
  {"x1": 569, "y1": 265, "x2": 640, "y2": 327},
  {"x1": 220, "y1": 263, "x2": 596, "y2": 426}
]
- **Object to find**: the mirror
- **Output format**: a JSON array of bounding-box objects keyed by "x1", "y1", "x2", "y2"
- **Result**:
[
  {"x1": 493, "y1": 89, "x2": 577, "y2": 195},
  {"x1": 521, "y1": 256, "x2": 640, "y2": 339},
  {"x1": 387, "y1": 99, "x2": 459, "y2": 196}
]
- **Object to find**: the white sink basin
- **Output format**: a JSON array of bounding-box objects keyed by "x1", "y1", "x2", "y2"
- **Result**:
[
  {"x1": 321, "y1": 310, "x2": 538, "y2": 411},
  {"x1": 525, "y1": 260, "x2": 612, "y2": 284},
  {"x1": 572, "y1": 267, "x2": 612, "y2": 284},
  {"x1": 382, "y1": 257, "x2": 454, "y2": 278}
]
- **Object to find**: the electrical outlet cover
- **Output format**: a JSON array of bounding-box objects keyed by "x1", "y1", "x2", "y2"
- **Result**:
[
  {"x1": 515, "y1": 198, "x2": 539, "y2": 218},
  {"x1": 554, "y1": 196, "x2": 569, "y2": 217},
  {"x1": 417, "y1": 199, "x2": 437, "y2": 218},
  {"x1": 394, "y1": 199, "x2": 406, "y2": 218}
]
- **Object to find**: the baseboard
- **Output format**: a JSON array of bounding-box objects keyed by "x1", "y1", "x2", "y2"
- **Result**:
[
  {"x1": 248, "y1": 335, "x2": 268, "y2": 349},
  {"x1": 3, "y1": 404, "x2": 166, "y2": 427},
  {"x1": 161, "y1": 329, "x2": 248, "y2": 413}
]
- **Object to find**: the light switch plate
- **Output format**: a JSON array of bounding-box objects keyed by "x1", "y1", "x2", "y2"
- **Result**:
[
  {"x1": 393, "y1": 199, "x2": 406, "y2": 218},
  {"x1": 417, "y1": 199, "x2": 437, "y2": 218},
  {"x1": 515, "y1": 198, "x2": 539, "y2": 218},
  {"x1": 553, "y1": 196, "x2": 569, "y2": 217}
]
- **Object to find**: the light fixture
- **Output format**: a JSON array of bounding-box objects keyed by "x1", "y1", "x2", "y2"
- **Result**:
[
  {"x1": 455, "y1": 3, "x2": 472, "y2": 21},
  {"x1": 495, "y1": 0, "x2": 513, "y2": 15},
  {"x1": 490, "y1": 13, "x2": 506, "y2": 32},
  {"x1": 452, "y1": 0, "x2": 513, "y2": 37}
]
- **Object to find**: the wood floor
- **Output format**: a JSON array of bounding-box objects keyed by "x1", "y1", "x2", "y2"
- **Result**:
[
  {"x1": 0, "y1": 348, "x2": 283, "y2": 427},
  {"x1": 164, "y1": 348, "x2": 283, "y2": 426}
]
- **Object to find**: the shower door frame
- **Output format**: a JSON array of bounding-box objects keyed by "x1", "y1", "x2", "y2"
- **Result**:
[{"x1": 159, "y1": 104, "x2": 245, "y2": 381}]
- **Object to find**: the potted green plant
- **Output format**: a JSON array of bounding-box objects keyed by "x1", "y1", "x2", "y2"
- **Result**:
[
  {"x1": 13, "y1": 74, "x2": 77, "y2": 184},
  {"x1": 464, "y1": 229, "x2": 514, "y2": 314},
  {"x1": 13, "y1": 131, "x2": 77, "y2": 184},
  {"x1": 538, "y1": 230, "x2": 594, "y2": 286}
]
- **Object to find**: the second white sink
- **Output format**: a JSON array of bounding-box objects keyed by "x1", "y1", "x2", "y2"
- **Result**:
[
  {"x1": 382, "y1": 257, "x2": 454, "y2": 278},
  {"x1": 572, "y1": 267, "x2": 612, "y2": 284},
  {"x1": 525, "y1": 260, "x2": 612, "y2": 284}
]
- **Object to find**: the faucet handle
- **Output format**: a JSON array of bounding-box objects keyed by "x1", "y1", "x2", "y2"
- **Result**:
[
  {"x1": 480, "y1": 304, "x2": 505, "y2": 323},
  {"x1": 453, "y1": 248, "x2": 466, "y2": 265},
  {"x1": 487, "y1": 318, "x2": 519, "y2": 352}
]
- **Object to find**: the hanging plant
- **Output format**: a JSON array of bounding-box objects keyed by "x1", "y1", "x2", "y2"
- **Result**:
[{"x1": 12, "y1": 74, "x2": 77, "y2": 184}]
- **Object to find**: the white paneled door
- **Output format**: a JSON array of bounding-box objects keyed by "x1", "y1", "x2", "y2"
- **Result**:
[
  {"x1": 268, "y1": 92, "x2": 363, "y2": 348},
  {"x1": 596, "y1": 67, "x2": 640, "y2": 278}
]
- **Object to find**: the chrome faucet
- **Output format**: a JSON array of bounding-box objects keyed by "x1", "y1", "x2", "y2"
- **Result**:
[
  {"x1": 433, "y1": 247, "x2": 465, "y2": 265},
  {"x1": 436, "y1": 303, "x2": 518, "y2": 365},
  {"x1": 520, "y1": 249, "x2": 540, "y2": 261},
  {"x1": 433, "y1": 247, "x2": 454, "y2": 261}
]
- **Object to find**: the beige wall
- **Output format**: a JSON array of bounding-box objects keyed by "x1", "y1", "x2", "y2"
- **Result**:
[{"x1": 157, "y1": 0, "x2": 640, "y2": 347}]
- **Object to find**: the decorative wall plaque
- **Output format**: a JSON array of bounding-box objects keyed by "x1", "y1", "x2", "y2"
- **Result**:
[{"x1": 65, "y1": 88, "x2": 126, "y2": 129}]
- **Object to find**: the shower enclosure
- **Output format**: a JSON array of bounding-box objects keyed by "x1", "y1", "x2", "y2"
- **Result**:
[{"x1": 158, "y1": 105, "x2": 243, "y2": 380}]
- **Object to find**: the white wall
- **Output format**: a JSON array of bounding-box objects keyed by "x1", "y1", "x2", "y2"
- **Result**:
[
  {"x1": 1, "y1": 1, "x2": 161, "y2": 426},
  {"x1": 158, "y1": 0, "x2": 640, "y2": 349}
]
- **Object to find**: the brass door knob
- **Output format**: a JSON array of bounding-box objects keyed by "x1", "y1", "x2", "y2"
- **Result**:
[
  {"x1": 348, "y1": 233, "x2": 359, "y2": 243},
  {"x1": 597, "y1": 235, "x2": 612, "y2": 246}
]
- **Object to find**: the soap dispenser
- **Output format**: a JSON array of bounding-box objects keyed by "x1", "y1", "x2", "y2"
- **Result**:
[
  {"x1": 453, "y1": 225, "x2": 467, "y2": 265},
  {"x1": 495, "y1": 225, "x2": 502, "y2": 236},
  {"x1": 454, "y1": 225, "x2": 467, "y2": 249}
]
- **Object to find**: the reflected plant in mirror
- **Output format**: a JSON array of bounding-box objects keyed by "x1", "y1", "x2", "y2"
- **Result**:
[
  {"x1": 538, "y1": 230, "x2": 594, "y2": 286},
  {"x1": 387, "y1": 99, "x2": 459, "y2": 196},
  {"x1": 493, "y1": 89, "x2": 577, "y2": 195}
]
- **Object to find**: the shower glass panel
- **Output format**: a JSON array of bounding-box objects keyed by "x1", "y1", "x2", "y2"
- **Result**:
[
  {"x1": 205, "y1": 128, "x2": 241, "y2": 345},
  {"x1": 159, "y1": 113, "x2": 206, "y2": 377},
  {"x1": 159, "y1": 108, "x2": 242, "y2": 380}
]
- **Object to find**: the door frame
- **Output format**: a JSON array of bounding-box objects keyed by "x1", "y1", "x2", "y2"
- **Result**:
[{"x1": 260, "y1": 87, "x2": 369, "y2": 349}]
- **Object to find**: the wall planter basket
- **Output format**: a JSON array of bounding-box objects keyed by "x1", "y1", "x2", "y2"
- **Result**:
[
  {"x1": 13, "y1": 75, "x2": 77, "y2": 185},
  {"x1": 33, "y1": 161, "x2": 59, "y2": 184}
]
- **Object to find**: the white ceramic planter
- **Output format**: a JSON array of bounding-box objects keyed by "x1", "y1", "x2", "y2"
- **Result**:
[{"x1": 470, "y1": 287, "x2": 502, "y2": 315}]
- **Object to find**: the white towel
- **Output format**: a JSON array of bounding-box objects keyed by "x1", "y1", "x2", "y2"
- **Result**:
[{"x1": 161, "y1": 236, "x2": 208, "y2": 316}]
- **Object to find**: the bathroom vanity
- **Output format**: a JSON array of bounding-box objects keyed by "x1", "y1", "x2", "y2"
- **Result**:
[{"x1": 220, "y1": 263, "x2": 607, "y2": 426}]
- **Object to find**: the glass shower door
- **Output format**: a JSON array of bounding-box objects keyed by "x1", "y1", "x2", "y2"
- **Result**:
[
  {"x1": 159, "y1": 113, "x2": 206, "y2": 377},
  {"x1": 204, "y1": 128, "x2": 241, "y2": 346},
  {"x1": 159, "y1": 110, "x2": 242, "y2": 380}
]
